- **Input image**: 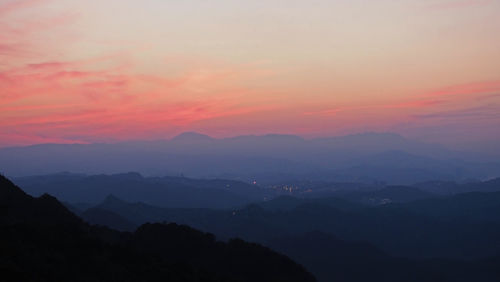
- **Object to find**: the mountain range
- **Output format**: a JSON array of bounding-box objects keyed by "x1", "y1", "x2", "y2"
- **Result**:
[
  {"x1": 5, "y1": 172, "x2": 500, "y2": 281},
  {"x1": 2, "y1": 132, "x2": 500, "y2": 184},
  {"x1": 28, "y1": 176, "x2": 500, "y2": 282}
]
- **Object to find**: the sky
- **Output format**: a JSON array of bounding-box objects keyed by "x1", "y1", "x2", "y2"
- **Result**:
[{"x1": 1, "y1": 0, "x2": 499, "y2": 151}]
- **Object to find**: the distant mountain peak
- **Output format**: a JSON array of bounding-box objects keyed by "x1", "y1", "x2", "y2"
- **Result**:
[
  {"x1": 171, "y1": 132, "x2": 214, "y2": 142},
  {"x1": 262, "y1": 134, "x2": 305, "y2": 141},
  {"x1": 102, "y1": 194, "x2": 126, "y2": 205}
]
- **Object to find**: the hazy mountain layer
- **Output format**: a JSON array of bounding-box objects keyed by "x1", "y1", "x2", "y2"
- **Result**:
[{"x1": 2, "y1": 132, "x2": 499, "y2": 184}]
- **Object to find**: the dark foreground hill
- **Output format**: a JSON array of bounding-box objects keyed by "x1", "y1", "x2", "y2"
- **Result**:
[{"x1": 0, "y1": 175, "x2": 315, "y2": 282}]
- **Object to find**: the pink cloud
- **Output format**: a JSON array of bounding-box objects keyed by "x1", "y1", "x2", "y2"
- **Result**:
[
  {"x1": 0, "y1": 97, "x2": 276, "y2": 144},
  {"x1": 0, "y1": 43, "x2": 278, "y2": 145}
]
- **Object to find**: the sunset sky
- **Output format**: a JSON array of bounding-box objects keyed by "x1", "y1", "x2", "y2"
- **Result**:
[{"x1": 1, "y1": 0, "x2": 499, "y2": 150}]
